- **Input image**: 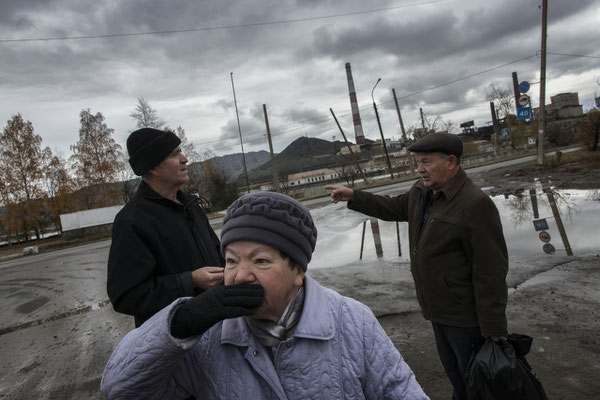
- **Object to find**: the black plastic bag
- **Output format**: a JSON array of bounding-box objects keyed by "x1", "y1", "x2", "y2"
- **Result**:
[{"x1": 465, "y1": 333, "x2": 548, "y2": 400}]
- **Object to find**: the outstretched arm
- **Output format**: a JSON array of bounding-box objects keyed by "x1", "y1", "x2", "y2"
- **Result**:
[{"x1": 325, "y1": 185, "x2": 355, "y2": 203}]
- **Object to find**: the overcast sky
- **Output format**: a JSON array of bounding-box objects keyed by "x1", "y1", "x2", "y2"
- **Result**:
[{"x1": 1, "y1": 0, "x2": 599, "y2": 160}]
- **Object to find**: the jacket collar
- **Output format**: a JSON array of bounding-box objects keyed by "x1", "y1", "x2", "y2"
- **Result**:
[
  {"x1": 135, "y1": 180, "x2": 188, "y2": 206},
  {"x1": 438, "y1": 167, "x2": 468, "y2": 201},
  {"x1": 415, "y1": 167, "x2": 468, "y2": 201},
  {"x1": 221, "y1": 275, "x2": 335, "y2": 347}
]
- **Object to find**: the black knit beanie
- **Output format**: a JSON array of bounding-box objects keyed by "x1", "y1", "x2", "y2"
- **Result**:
[
  {"x1": 126, "y1": 128, "x2": 182, "y2": 176},
  {"x1": 220, "y1": 192, "x2": 318, "y2": 271}
]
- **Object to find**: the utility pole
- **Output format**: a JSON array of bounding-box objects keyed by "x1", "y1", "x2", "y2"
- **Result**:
[
  {"x1": 371, "y1": 78, "x2": 394, "y2": 179},
  {"x1": 330, "y1": 108, "x2": 368, "y2": 184},
  {"x1": 537, "y1": 0, "x2": 548, "y2": 165},
  {"x1": 392, "y1": 88, "x2": 415, "y2": 172},
  {"x1": 230, "y1": 72, "x2": 250, "y2": 193},
  {"x1": 262, "y1": 104, "x2": 280, "y2": 192}
]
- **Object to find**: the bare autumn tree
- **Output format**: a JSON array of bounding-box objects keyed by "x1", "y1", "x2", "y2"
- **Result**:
[
  {"x1": 165, "y1": 125, "x2": 207, "y2": 196},
  {"x1": 0, "y1": 179, "x2": 13, "y2": 243},
  {"x1": 70, "y1": 109, "x2": 124, "y2": 209},
  {"x1": 170, "y1": 125, "x2": 200, "y2": 162},
  {"x1": 130, "y1": 97, "x2": 166, "y2": 130},
  {"x1": 43, "y1": 154, "x2": 76, "y2": 232},
  {"x1": 115, "y1": 152, "x2": 139, "y2": 204},
  {"x1": 486, "y1": 82, "x2": 514, "y2": 120},
  {"x1": 201, "y1": 159, "x2": 240, "y2": 211},
  {"x1": 0, "y1": 114, "x2": 51, "y2": 241},
  {"x1": 578, "y1": 109, "x2": 600, "y2": 151}
]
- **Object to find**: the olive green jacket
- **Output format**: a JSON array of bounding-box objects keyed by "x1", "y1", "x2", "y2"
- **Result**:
[{"x1": 349, "y1": 168, "x2": 508, "y2": 337}]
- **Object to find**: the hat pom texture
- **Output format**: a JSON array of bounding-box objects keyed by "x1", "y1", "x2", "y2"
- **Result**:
[{"x1": 220, "y1": 192, "x2": 317, "y2": 271}]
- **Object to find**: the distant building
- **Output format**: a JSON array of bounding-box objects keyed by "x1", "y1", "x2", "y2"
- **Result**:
[
  {"x1": 339, "y1": 144, "x2": 362, "y2": 155},
  {"x1": 457, "y1": 125, "x2": 494, "y2": 142},
  {"x1": 533, "y1": 92, "x2": 584, "y2": 121},
  {"x1": 287, "y1": 168, "x2": 340, "y2": 187},
  {"x1": 373, "y1": 138, "x2": 404, "y2": 150}
]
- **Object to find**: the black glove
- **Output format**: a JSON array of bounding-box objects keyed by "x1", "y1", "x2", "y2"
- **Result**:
[{"x1": 170, "y1": 283, "x2": 264, "y2": 339}]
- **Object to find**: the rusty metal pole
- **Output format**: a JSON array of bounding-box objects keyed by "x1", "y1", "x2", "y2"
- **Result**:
[
  {"x1": 537, "y1": 0, "x2": 548, "y2": 165},
  {"x1": 330, "y1": 108, "x2": 368, "y2": 184},
  {"x1": 371, "y1": 79, "x2": 394, "y2": 179},
  {"x1": 490, "y1": 101, "x2": 499, "y2": 157},
  {"x1": 263, "y1": 104, "x2": 280, "y2": 192},
  {"x1": 529, "y1": 188, "x2": 539, "y2": 219},
  {"x1": 230, "y1": 72, "x2": 250, "y2": 193},
  {"x1": 542, "y1": 181, "x2": 573, "y2": 256},
  {"x1": 359, "y1": 220, "x2": 366, "y2": 260},
  {"x1": 370, "y1": 218, "x2": 383, "y2": 258},
  {"x1": 395, "y1": 221, "x2": 402, "y2": 257},
  {"x1": 512, "y1": 72, "x2": 520, "y2": 113},
  {"x1": 392, "y1": 88, "x2": 415, "y2": 174}
]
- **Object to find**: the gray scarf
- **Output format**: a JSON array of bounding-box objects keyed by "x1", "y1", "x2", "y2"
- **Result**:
[{"x1": 245, "y1": 286, "x2": 305, "y2": 356}]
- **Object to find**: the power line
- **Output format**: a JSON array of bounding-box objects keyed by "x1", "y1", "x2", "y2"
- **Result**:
[
  {"x1": 204, "y1": 54, "x2": 540, "y2": 150},
  {"x1": 380, "y1": 54, "x2": 539, "y2": 105},
  {"x1": 546, "y1": 51, "x2": 600, "y2": 59},
  {"x1": 209, "y1": 50, "x2": 597, "y2": 152},
  {"x1": 0, "y1": 1, "x2": 443, "y2": 43}
]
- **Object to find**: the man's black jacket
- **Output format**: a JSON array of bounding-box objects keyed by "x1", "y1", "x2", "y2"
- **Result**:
[{"x1": 107, "y1": 181, "x2": 224, "y2": 327}]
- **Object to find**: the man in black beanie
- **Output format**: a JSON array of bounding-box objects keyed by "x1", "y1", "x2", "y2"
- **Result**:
[
  {"x1": 107, "y1": 127, "x2": 224, "y2": 327},
  {"x1": 326, "y1": 133, "x2": 508, "y2": 400}
]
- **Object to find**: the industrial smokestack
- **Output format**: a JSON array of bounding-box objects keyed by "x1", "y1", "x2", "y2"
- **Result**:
[{"x1": 345, "y1": 62, "x2": 366, "y2": 145}]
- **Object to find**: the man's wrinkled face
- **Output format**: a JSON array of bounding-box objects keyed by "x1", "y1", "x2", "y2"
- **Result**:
[
  {"x1": 150, "y1": 146, "x2": 188, "y2": 186},
  {"x1": 224, "y1": 241, "x2": 304, "y2": 323},
  {"x1": 415, "y1": 152, "x2": 457, "y2": 193}
]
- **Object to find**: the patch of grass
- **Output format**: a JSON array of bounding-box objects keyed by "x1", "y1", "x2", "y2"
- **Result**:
[{"x1": 544, "y1": 149, "x2": 600, "y2": 169}]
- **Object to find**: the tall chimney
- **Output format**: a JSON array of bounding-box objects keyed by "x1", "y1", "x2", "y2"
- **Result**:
[{"x1": 345, "y1": 62, "x2": 366, "y2": 145}]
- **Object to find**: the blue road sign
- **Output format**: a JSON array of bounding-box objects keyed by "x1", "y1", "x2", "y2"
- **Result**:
[
  {"x1": 543, "y1": 243, "x2": 556, "y2": 255},
  {"x1": 519, "y1": 81, "x2": 530, "y2": 93},
  {"x1": 533, "y1": 218, "x2": 549, "y2": 231},
  {"x1": 517, "y1": 107, "x2": 531, "y2": 120},
  {"x1": 501, "y1": 128, "x2": 509, "y2": 138}
]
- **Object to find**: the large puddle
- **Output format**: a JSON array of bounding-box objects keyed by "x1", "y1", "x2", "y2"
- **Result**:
[{"x1": 310, "y1": 189, "x2": 600, "y2": 269}]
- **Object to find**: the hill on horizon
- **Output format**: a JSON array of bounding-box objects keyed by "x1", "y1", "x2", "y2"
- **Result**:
[{"x1": 244, "y1": 137, "x2": 348, "y2": 184}]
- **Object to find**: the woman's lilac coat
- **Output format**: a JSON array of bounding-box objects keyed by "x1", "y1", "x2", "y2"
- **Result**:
[{"x1": 101, "y1": 276, "x2": 429, "y2": 400}]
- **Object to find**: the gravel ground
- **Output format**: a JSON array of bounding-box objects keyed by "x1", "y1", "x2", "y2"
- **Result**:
[{"x1": 310, "y1": 253, "x2": 600, "y2": 400}]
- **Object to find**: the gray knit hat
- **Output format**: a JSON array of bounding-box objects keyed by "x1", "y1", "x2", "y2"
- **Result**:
[{"x1": 220, "y1": 192, "x2": 318, "y2": 271}]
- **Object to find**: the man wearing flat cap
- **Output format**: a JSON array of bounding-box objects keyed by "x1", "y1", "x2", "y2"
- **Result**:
[
  {"x1": 326, "y1": 133, "x2": 508, "y2": 400},
  {"x1": 107, "y1": 127, "x2": 224, "y2": 328}
]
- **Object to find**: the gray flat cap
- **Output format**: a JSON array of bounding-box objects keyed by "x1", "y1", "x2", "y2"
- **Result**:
[{"x1": 407, "y1": 133, "x2": 463, "y2": 158}]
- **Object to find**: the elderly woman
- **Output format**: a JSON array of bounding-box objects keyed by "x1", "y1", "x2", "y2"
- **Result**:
[{"x1": 101, "y1": 192, "x2": 429, "y2": 399}]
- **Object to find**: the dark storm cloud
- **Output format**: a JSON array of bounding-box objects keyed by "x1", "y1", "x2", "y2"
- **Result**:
[
  {"x1": 215, "y1": 99, "x2": 233, "y2": 111},
  {"x1": 0, "y1": 0, "x2": 51, "y2": 27},
  {"x1": 309, "y1": 0, "x2": 597, "y2": 70},
  {"x1": 283, "y1": 106, "x2": 324, "y2": 123},
  {"x1": 1, "y1": 0, "x2": 598, "y2": 156},
  {"x1": 218, "y1": 113, "x2": 265, "y2": 144}
]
